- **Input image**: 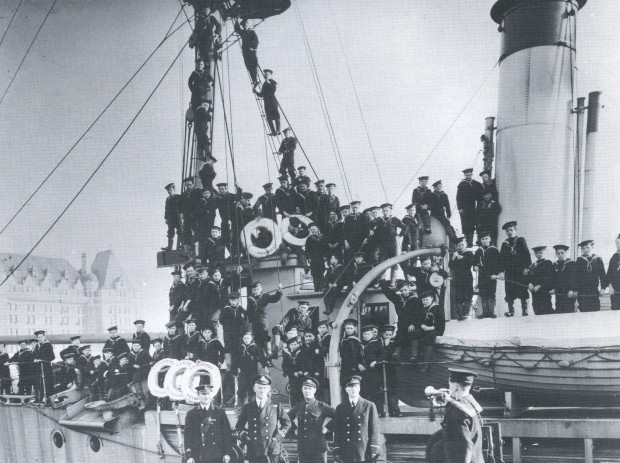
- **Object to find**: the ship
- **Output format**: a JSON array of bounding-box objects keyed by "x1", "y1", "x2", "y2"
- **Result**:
[{"x1": 0, "y1": 0, "x2": 619, "y2": 462}]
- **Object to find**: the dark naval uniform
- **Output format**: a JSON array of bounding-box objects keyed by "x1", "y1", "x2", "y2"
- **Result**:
[
  {"x1": 475, "y1": 199, "x2": 501, "y2": 245},
  {"x1": 169, "y1": 279, "x2": 187, "y2": 325},
  {"x1": 428, "y1": 394, "x2": 484, "y2": 463},
  {"x1": 552, "y1": 258, "x2": 577, "y2": 313},
  {"x1": 339, "y1": 335, "x2": 364, "y2": 386},
  {"x1": 378, "y1": 216, "x2": 406, "y2": 262},
  {"x1": 412, "y1": 186, "x2": 432, "y2": 234},
  {"x1": 235, "y1": 22, "x2": 260, "y2": 85},
  {"x1": 255, "y1": 78, "x2": 280, "y2": 135},
  {"x1": 0, "y1": 350, "x2": 10, "y2": 395},
  {"x1": 11, "y1": 347, "x2": 34, "y2": 394},
  {"x1": 164, "y1": 332, "x2": 185, "y2": 360},
  {"x1": 474, "y1": 244, "x2": 502, "y2": 318},
  {"x1": 132, "y1": 331, "x2": 151, "y2": 352},
  {"x1": 574, "y1": 255, "x2": 608, "y2": 312},
  {"x1": 343, "y1": 212, "x2": 369, "y2": 263},
  {"x1": 608, "y1": 251, "x2": 620, "y2": 311},
  {"x1": 236, "y1": 398, "x2": 292, "y2": 463},
  {"x1": 456, "y1": 178, "x2": 482, "y2": 246},
  {"x1": 449, "y1": 249, "x2": 475, "y2": 319},
  {"x1": 333, "y1": 396, "x2": 381, "y2": 463},
  {"x1": 500, "y1": 236, "x2": 532, "y2": 315},
  {"x1": 164, "y1": 192, "x2": 182, "y2": 247},
  {"x1": 401, "y1": 213, "x2": 418, "y2": 252},
  {"x1": 528, "y1": 258, "x2": 554, "y2": 315},
  {"x1": 278, "y1": 135, "x2": 298, "y2": 181},
  {"x1": 430, "y1": 190, "x2": 457, "y2": 242},
  {"x1": 254, "y1": 192, "x2": 278, "y2": 221},
  {"x1": 103, "y1": 336, "x2": 130, "y2": 358},
  {"x1": 185, "y1": 404, "x2": 233, "y2": 463},
  {"x1": 288, "y1": 397, "x2": 336, "y2": 463},
  {"x1": 318, "y1": 195, "x2": 341, "y2": 231},
  {"x1": 34, "y1": 340, "x2": 55, "y2": 401}
]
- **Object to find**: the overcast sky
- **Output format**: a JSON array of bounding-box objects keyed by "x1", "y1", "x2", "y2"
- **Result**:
[{"x1": 0, "y1": 0, "x2": 618, "y2": 329}]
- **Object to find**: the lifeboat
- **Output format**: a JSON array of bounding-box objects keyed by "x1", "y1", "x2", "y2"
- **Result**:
[{"x1": 430, "y1": 310, "x2": 620, "y2": 399}]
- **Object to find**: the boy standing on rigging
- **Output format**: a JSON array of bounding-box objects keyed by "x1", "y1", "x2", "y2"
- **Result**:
[
  {"x1": 162, "y1": 183, "x2": 182, "y2": 251},
  {"x1": 253, "y1": 69, "x2": 280, "y2": 136},
  {"x1": 235, "y1": 19, "x2": 260, "y2": 86},
  {"x1": 277, "y1": 127, "x2": 298, "y2": 182}
]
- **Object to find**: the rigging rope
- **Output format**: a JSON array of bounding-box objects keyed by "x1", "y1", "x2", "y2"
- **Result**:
[
  {"x1": 326, "y1": 0, "x2": 389, "y2": 203},
  {"x1": 0, "y1": 39, "x2": 191, "y2": 289},
  {"x1": 392, "y1": 59, "x2": 500, "y2": 206},
  {"x1": 291, "y1": 3, "x2": 352, "y2": 200},
  {"x1": 0, "y1": 0, "x2": 24, "y2": 49},
  {"x1": 0, "y1": 0, "x2": 59, "y2": 108},
  {"x1": 0, "y1": 8, "x2": 193, "y2": 238}
]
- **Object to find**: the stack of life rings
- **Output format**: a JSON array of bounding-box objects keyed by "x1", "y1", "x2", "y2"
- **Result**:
[
  {"x1": 147, "y1": 359, "x2": 221, "y2": 403},
  {"x1": 241, "y1": 214, "x2": 312, "y2": 259}
]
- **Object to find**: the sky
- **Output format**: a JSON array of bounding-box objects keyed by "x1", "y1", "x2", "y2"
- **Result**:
[{"x1": 0, "y1": 0, "x2": 618, "y2": 329}]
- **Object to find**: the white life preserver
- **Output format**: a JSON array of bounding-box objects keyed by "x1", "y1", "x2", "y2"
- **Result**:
[
  {"x1": 429, "y1": 272, "x2": 445, "y2": 288},
  {"x1": 147, "y1": 358, "x2": 178, "y2": 398},
  {"x1": 9, "y1": 364, "x2": 19, "y2": 380},
  {"x1": 280, "y1": 214, "x2": 313, "y2": 247},
  {"x1": 241, "y1": 218, "x2": 283, "y2": 258},
  {"x1": 163, "y1": 359, "x2": 195, "y2": 402},
  {"x1": 180, "y1": 362, "x2": 222, "y2": 404}
]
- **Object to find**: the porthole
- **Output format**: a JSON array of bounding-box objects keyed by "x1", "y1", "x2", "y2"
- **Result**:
[
  {"x1": 51, "y1": 430, "x2": 64, "y2": 448},
  {"x1": 89, "y1": 435, "x2": 102, "y2": 452}
]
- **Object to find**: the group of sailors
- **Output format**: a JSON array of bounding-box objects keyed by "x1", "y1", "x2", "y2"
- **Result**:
[
  {"x1": 0, "y1": 323, "x2": 156, "y2": 404},
  {"x1": 466, "y1": 226, "x2": 620, "y2": 318}
]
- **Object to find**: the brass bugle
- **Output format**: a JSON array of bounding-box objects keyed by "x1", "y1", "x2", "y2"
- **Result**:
[{"x1": 424, "y1": 386, "x2": 450, "y2": 406}]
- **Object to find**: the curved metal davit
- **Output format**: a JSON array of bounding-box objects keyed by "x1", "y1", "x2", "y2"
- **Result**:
[{"x1": 326, "y1": 247, "x2": 444, "y2": 407}]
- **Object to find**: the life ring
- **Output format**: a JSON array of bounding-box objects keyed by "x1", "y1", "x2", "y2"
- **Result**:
[
  {"x1": 280, "y1": 214, "x2": 312, "y2": 247},
  {"x1": 180, "y1": 362, "x2": 222, "y2": 403},
  {"x1": 148, "y1": 358, "x2": 178, "y2": 398},
  {"x1": 9, "y1": 364, "x2": 19, "y2": 380},
  {"x1": 163, "y1": 359, "x2": 195, "y2": 402},
  {"x1": 242, "y1": 217, "x2": 283, "y2": 258},
  {"x1": 429, "y1": 272, "x2": 445, "y2": 288}
]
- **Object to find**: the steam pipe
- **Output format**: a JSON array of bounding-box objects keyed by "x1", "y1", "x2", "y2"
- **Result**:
[
  {"x1": 581, "y1": 91, "x2": 602, "y2": 242},
  {"x1": 574, "y1": 97, "x2": 586, "y2": 256},
  {"x1": 327, "y1": 247, "x2": 444, "y2": 407}
]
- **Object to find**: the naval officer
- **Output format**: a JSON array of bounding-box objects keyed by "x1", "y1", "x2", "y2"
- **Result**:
[
  {"x1": 288, "y1": 376, "x2": 336, "y2": 463},
  {"x1": 185, "y1": 383, "x2": 233, "y2": 463},
  {"x1": 333, "y1": 375, "x2": 381, "y2": 463},
  {"x1": 236, "y1": 375, "x2": 292, "y2": 463}
]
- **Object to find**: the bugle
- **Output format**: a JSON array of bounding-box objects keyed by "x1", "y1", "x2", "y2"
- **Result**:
[{"x1": 424, "y1": 386, "x2": 450, "y2": 406}]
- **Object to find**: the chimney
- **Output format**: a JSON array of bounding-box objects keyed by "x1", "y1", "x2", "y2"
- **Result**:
[{"x1": 81, "y1": 253, "x2": 87, "y2": 273}]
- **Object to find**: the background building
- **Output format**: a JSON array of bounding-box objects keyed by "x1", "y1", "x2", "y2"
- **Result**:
[{"x1": 0, "y1": 250, "x2": 141, "y2": 337}]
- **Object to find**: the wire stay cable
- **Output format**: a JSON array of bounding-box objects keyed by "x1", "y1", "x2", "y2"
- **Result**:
[
  {"x1": 392, "y1": 59, "x2": 500, "y2": 205},
  {"x1": 0, "y1": 0, "x2": 24, "y2": 49},
  {"x1": 326, "y1": 0, "x2": 389, "y2": 203},
  {"x1": 0, "y1": 7, "x2": 192, "y2": 238},
  {"x1": 0, "y1": 0, "x2": 59, "y2": 107},
  {"x1": 0, "y1": 39, "x2": 190, "y2": 289}
]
